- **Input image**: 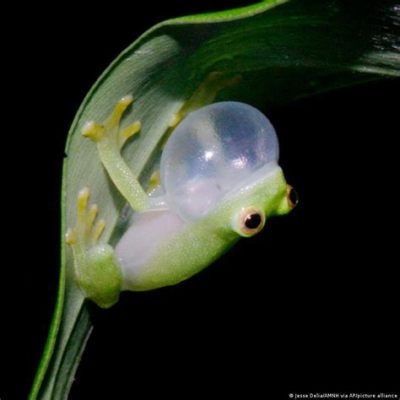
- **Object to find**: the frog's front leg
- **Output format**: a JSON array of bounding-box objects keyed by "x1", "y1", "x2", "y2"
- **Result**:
[
  {"x1": 82, "y1": 95, "x2": 148, "y2": 212},
  {"x1": 66, "y1": 188, "x2": 122, "y2": 308}
]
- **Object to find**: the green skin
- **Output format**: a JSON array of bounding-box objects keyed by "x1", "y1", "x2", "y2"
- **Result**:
[
  {"x1": 67, "y1": 96, "x2": 294, "y2": 308},
  {"x1": 127, "y1": 167, "x2": 291, "y2": 291}
]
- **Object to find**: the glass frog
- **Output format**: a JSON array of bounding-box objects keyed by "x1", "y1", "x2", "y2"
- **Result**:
[{"x1": 66, "y1": 97, "x2": 298, "y2": 308}]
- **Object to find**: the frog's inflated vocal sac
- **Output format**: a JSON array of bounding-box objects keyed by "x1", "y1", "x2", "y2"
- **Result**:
[{"x1": 66, "y1": 98, "x2": 298, "y2": 308}]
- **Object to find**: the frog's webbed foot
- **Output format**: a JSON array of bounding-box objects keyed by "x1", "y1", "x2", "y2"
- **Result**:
[
  {"x1": 81, "y1": 96, "x2": 148, "y2": 212},
  {"x1": 66, "y1": 188, "x2": 122, "y2": 308},
  {"x1": 66, "y1": 187, "x2": 105, "y2": 248},
  {"x1": 158, "y1": 72, "x2": 241, "y2": 152},
  {"x1": 82, "y1": 95, "x2": 141, "y2": 151},
  {"x1": 168, "y1": 72, "x2": 242, "y2": 129}
]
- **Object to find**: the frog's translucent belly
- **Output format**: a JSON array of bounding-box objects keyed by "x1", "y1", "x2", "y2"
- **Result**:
[{"x1": 115, "y1": 209, "x2": 185, "y2": 289}]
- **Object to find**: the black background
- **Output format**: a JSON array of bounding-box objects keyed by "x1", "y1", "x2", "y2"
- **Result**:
[{"x1": 4, "y1": 1, "x2": 399, "y2": 399}]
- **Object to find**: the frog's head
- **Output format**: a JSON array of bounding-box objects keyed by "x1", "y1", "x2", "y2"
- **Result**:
[
  {"x1": 160, "y1": 101, "x2": 298, "y2": 237},
  {"x1": 226, "y1": 164, "x2": 298, "y2": 238}
]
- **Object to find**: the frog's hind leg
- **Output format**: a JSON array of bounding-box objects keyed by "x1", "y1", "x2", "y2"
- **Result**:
[
  {"x1": 66, "y1": 187, "x2": 122, "y2": 308},
  {"x1": 82, "y1": 96, "x2": 148, "y2": 212},
  {"x1": 168, "y1": 72, "x2": 241, "y2": 129},
  {"x1": 159, "y1": 72, "x2": 241, "y2": 150}
]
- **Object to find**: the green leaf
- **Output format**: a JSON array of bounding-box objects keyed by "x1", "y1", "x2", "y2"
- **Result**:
[{"x1": 30, "y1": 0, "x2": 399, "y2": 398}]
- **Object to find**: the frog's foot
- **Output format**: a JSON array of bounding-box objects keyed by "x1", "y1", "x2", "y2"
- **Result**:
[
  {"x1": 66, "y1": 188, "x2": 122, "y2": 308},
  {"x1": 159, "y1": 72, "x2": 241, "y2": 149},
  {"x1": 82, "y1": 95, "x2": 141, "y2": 151},
  {"x1": 66, "y1": 187, "x2": 105, "y2": 248},
  {"x1": 169, "y1": 71, "x2": 242, "y2": 129}
]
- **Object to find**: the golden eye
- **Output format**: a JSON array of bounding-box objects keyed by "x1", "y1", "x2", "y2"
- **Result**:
[
  {"x1": 287, "y1": 185, "x2": 299, "y2": 209},
  {"x1": 238, "y1": 207, "x2": 265, "y2": 237}
]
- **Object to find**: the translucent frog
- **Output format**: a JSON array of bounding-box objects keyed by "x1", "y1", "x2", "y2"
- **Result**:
[{"x1": 66, "y1": 97, "x2": 298, "y2": 308}]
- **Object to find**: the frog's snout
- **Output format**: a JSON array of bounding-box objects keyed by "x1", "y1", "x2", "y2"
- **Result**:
[{"x1": 287, "y1": 184, "x2": 299, "y2": 210}]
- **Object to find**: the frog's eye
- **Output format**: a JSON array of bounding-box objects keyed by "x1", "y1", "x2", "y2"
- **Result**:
[
  {"x1": 161, "y1": 101, "x2": 279, "y2": 221},
  {"x1": 236, "y1": 207, "x2": 265, "y2": 237},
  {"x1": 287, "y1": 185, "x2": 299, "y2": 209}
]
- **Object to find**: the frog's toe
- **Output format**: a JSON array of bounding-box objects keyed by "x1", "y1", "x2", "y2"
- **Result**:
[
  {"x1": 66, "y1": 187, "x2": 107, "y2": 248},
  {"x1": 87, "y1": 203, "x2": 99, "y2": 229},
  {"x1": 91, "y1": 218, "x2": 106, "y2": 244},
  {"x1": 77, "y1": 187, "x2": 90, "y2": 215},
  {"x1": 82, "y1": 121, "x2": 105, "y2": 142},
  {"x1": 65, "y1": 227, "x2": 76, "y2": 245},
  {"x1": 119, "y1": 120, "x2": 141, "y2": 149}
]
